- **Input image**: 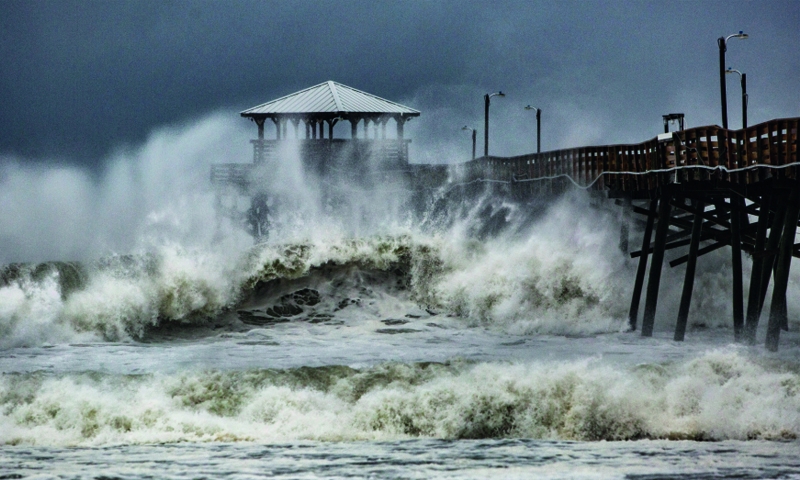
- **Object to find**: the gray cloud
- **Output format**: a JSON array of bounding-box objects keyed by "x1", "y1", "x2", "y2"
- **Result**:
[{"x1": 1, "y1": 0, "x2": 798, "y2": 167}]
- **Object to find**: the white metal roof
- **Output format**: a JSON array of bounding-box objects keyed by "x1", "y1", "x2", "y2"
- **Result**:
[{"x1": 241, "y1": 81, "x2": 420, "y2": 117}]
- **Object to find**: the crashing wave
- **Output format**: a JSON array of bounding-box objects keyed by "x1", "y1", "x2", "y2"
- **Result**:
[{"x1": 2, "y1": 350, "x2": 797, "y2": 446}]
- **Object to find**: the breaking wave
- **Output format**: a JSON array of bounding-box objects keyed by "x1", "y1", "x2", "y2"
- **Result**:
[
  {"x1": 0, "y1": 194, "x2": 637, "y2": 348},
  {"x1": 2, "y1": 349, "x2": 798, "y2": 446}
]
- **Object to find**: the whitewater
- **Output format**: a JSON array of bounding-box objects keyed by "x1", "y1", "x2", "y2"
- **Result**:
[{"x1": 1, "y1": 114, "x2": 800, "y2": 479}]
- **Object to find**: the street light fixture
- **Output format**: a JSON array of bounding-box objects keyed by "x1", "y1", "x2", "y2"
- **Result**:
[
  {"x1": 462, "y1": 125, "x2": 477, "y2": 160},
  {"x1": 726, "y1": 67, "x2": 748, "y2": 129},
  {"x1": 718, "y1": 31, "x2": 748, "y2": 129},
  {"x1": 484, "y1": 91, "x2": 505, "y2": 157},
  {"x1": 524, "y1": 105, "x2": 542, "y2": 153}
]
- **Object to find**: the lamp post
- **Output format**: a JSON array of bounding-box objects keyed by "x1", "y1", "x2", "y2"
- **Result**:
[
  {"x1": 524, "y1": 105, "x2": 541, "y2": 153},
  {"x1": 718, "y1": 31, "x2": 748, "y2": 129},
  {"x1": 484, "y1": 91, "x2": 505, "y2": 156},
  {"x1": 462, "y1": 126, "x2": 476, "y2": 160},
  {"x1": 726, "y1": 68, "x2": 748, "y2": 129}
]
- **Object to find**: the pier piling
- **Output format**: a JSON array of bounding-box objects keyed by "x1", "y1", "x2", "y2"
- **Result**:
[
  {"x1": 628, "y1": 197, "x2": 657, "y2": 331},
  {"x1": 674, "y1": 195, "x2": 705, "y2": 341},
  {"x1": 766, "y1": 187, "x2": 800, "y2": 351},
  {"x1": 744, "y1": 193, "x2": 772, "y2": 344},
  {"x1": 642, "y1": 189, "x2": 673, "y2": 337},
  {"x1": 730, "y1": 195, "x2": 745, "y2": 341}
]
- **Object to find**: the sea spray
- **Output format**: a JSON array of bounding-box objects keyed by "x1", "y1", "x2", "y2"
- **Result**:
[
  {"x1": 0, "y1": 245, "x2": 245, "y2": 346},
  {"x1": 428, "y1": 195, "x2": 631, "y2": 334},
  {"x1": 0, "y1": 266, "x2": 85, "y2": 347},
  {"x1": 2, "y1": 350, "x2": 798, "y2": 446},
  {"x1": 2, "y1": 188, "x2": 792, "y2": 347},
  {"x1": 0, "y1": 114, "x2": 254, "y2": 265}
]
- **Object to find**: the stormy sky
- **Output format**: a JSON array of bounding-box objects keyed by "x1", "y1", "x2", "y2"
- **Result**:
[{"x1": 2, "y1": 0, "x2": 799, "y2": 167}]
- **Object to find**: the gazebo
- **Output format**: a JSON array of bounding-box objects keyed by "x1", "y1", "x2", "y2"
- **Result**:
[
  {"x1": 239, "y1": 81, "x2": 420, "y2": 167},
  {"x1": 210, "y1": 81, "x2": 421, "y2": 239}
]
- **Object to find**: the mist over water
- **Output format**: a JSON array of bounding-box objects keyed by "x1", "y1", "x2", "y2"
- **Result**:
[{"x1": 0, "y1": 113, "x2": 255, "y2": 264}]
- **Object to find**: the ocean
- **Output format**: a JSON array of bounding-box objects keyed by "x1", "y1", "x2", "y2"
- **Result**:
[{"x1": 1, "y1": 118, "x2": 799, "y2": 479}]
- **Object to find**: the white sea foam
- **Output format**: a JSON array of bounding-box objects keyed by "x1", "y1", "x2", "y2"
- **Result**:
[{"x1": 2, "y1": 349, "x2": 798, "y2": 446}]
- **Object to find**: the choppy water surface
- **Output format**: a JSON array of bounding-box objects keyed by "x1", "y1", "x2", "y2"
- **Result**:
[{"x1": 4, "y1": 439, "x2": 800, "y2": 479}]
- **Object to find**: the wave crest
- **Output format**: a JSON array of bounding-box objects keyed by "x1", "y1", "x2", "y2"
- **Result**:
[{"x1": 2, "y1": 351, "x2": 798, "y2": 446}]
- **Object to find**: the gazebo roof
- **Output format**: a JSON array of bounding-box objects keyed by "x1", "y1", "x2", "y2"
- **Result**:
[{"x1": 240, "y1": 81, "x2": 420, "y2": 118}]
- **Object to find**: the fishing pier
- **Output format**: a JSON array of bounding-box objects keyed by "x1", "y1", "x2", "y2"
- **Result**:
[
  {"x1": 211, "y1": 81, "x2": 799, "y2": 351},
  {"x1": 454, "y1": 117, "x2": 800, "y2": 351}
]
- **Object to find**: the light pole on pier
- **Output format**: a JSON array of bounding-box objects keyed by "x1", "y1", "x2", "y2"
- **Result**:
[
  {"x1": 718, "y1": 31, "x2": 748, "y2": 129},
  {"x1": 524, "y1": 105, "x2": 541, "y2": 153},
  {"x1": 726, "y1": 68, "x2": 748, "y2": 129},
  {"x1": 462, "y1": 125, "x2": 477, "y2": 160},
  {"x1": 484, "y1": 91, "x2": 505, "y2": 157}
]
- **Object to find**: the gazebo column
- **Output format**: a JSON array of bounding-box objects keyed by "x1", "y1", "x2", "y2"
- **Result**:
[
  {"x1": 255, "y1": 117, "x2": 266, "y2": 139},
  {"x1": 327, "y1": 118, "x2": 338, "y2": 140},
  {"x1": 305, "y1": 121, "x2": 310, "y2": 139},
  {"x1": 271, "y1": 118, "x2": 281, "y2": 140},
  {"x1": 318, "y1": 120, "x2": 325, "y2": 139},
  {"x1": 282, "y1": 120, "x2": 288, "y2": 139},
  {"x1": 291, "y1": 118, "x2": 300, "y2": 139},
  {"x1": 381, "y1": 117, "x2": 387, "y2": 139},
  {"x1": 350, "y1": 118, "x2": 358, "y2": 139},
  {"x1": 253, "y1": 117, "x2": 267, "y2": 164},
  {"x1": 363, "y1": 118, "x2": 370, "y2": 138},
  {"x1": 396, "y1": 115, "x2": 405, "y2": 140}
]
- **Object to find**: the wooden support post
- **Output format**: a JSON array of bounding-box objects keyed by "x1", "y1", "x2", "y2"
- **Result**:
[
  {"x1": 730, "y1": 195, "x2": 745, "y2": 341},
  {"x1": 766, "y1": 188, "x2": 800, "y2": 351},
  {"x1": 756, "y1": 197, "x2": 787, "y2": 326},
  {"x1": 350, "y1": 119, "x2": 358, "y2": 139},
  {"x1": 619, "y1": 196, "x2": 631, "y2": 254},
  {"x1": 642, "y1": 189, "x2": 673, "y2": 337},
  {"x1": 744, "y1": 194, "x2": 772, "y2": 344},
  {"x1": 629, "y1": 197, "x2": 657, "y2": 330},
  {"x1": 674, "y1": 195, "x2": 705, "y2": 341}
]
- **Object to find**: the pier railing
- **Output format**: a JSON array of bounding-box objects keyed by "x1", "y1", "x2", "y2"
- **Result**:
[
  {"x1": 452, "y1": 117, "x2": 798, "y2": 196},
  {"x1": 214, "y1": 118, "x2": 798, "y2": 196},
  {"x1": 249, "y1": 139, "x2": 410, "y2": 167}
]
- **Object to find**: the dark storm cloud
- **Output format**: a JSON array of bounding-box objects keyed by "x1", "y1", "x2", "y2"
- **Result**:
[{"x1": 2, "y1": 0, "x2": 799, "y2": 167}]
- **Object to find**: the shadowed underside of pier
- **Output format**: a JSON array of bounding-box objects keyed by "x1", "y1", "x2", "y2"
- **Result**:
[{"x1": 455, "y1": 117, "x2": 799, "y2": 351}]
